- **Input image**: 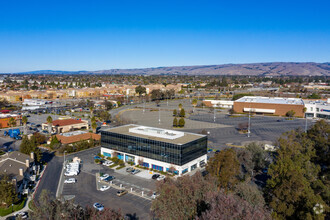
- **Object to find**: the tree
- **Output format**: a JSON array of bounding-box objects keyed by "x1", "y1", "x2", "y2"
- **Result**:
[
  {"x1": 99, "y1": 111, "x2": 111, "y2": 122},
  {"x1": 22, "y1": 116, "x2": 28, "y2": 134},
  {"x1": 266, "y1": 131, "x2": 326, "y2": 219},
  {"x1": 89, "y1": 106, "x2": 94, "y2": 117},
  {"x1": 92, "y1": 122, "x2": 97, "y2": 133},
  {"x1": 46, "y1": 116, "x2": 53, "y2": 134},
  {"x1": 234, "y1": 182, "x2": 266, "y2": 208},
  {"x1": 173, "y1": 117, "x2": 178, "y2": 127},
  {"x1": 31, "y1": 189, "x2": 123, "y2": 219},
  {"x1": 206, "y1": 148, "x2": 240, "y2": 190},
  {"x1": 135, "y1": 85, "x2": 146, "y2": 97},
  {"x1": 307, "y1": 120, "x2": 330, "y2": 166},
  {"x1": 307, "y1": 93, "x2": 321, "y2": 99},
  {"x1": 173, "y1": 109, "x2": 177, "y2": 116},
  {"x1": 179, "y1": 108, "x2": 185, "y2": 117},
  {"x1": 102, "y1": 100, "x2": 113, "y2": 110},
  {"x1": 19, "y1": 135, "x2": 42, "y2": 162},
  {"x1": 0, "y1": 175, "x2": 17, "y2": 207},
  {"x1": 33, "y1": 132, "x2": 46, "y2": 145},
  {"x1": 49, "y1": 135, "x2": 61, "y2": 150},
  {"x1": 235, "y1": 148, "x2": 254, "y2": 179},
  {"x1": 151, "y1": 89, "x2": 163, "y2": 101},
  {"x1": 232, "y1": 93, "x2": 253, "y2": 101},
  {"x1": 178, "y1": 117, "x2": 185, "y2": 127},
  {"x1": 197, "y1": 190, "x2": 271, "y2": 220},
  {"x1": 246, "y1": 142, "x2": 267, "y2": 172},
  {"x1": 91, "y1": 116, "x2": 96, "y2": 124},
  {"x1": 286, "y1": 109, "x2": 296, "y2": 118},
  {"x1": 178, "y1": 103, "x2": 183, "y2": 110},
  {"x1": 192, "y1": 99, "x2": 198, "y2": 113},
  {"x1": 151, "y1": 172, "x2": 217, "y2": 220},
  {"x1": 8, "y1": 117, "x2": 16, "y2": 127}
]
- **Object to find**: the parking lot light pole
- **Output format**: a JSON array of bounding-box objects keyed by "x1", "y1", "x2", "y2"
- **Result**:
[
  {"x1": 248, "y1": 110, "x2": 251, "y2": 138},
  {"x1": 213, "y1": 107, "x2": 216, "y2": 122},
  {"x1": 158, "y1": 107, "x2": 161, "y2": 124},
  {"x1": 64, "y1": 151, "x2": 67, "y2": 166},
  {"x1": 305, "y1": 115, "x2": 308, "y2": 133}
]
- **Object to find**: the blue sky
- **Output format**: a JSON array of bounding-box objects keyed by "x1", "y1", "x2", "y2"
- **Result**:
[{"x1": 0, "y1": 0, "x2": 329, "y2": 72}]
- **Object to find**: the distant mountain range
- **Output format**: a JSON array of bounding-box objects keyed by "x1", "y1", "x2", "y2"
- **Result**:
[{"x1": 5, "y1": 62, "x2": 330, "y2": 76}]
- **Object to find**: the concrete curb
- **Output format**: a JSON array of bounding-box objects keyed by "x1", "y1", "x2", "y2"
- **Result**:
[{"x1": 56, "y1": 163, "x2": 65, "y2": 198}]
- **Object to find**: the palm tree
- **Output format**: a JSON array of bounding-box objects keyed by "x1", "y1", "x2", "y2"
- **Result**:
[
  {"x1": 22, "y1": 116, "x2": 28, "y2": 134},
  {"x1": 92, "y1": 122, "x2": 97, "y2": 133},
  {"x1": 192, "y1": 99, "x2": 198, "y2": 113},
  {"x1": 46, "y1": 116, "x2": 53, "y2": 134},
  {"x1": 90, "y1": 106, "x2": 94, "y2": 118}
]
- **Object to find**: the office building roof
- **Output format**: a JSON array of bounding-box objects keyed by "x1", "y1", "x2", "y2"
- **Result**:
[
  {"x1": 235, "y1": 96, "x2": 304, "y2": 105},
  {"x1": 49, "y1": 119, "x2": 86, "y2": 127},
  {"x1": 101, "y1": 124, "x2": 205, "y2": 145}
]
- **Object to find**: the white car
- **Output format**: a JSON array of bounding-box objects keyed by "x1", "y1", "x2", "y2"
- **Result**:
[
  {"x1": 100, "y1": 185, "x2": 110, "y2": 191},
  {"x1": 64, "y1": 171, "x2": 77, "y2": 176},
  {"x1": 99, "y1": 174, "x2": 110, "y2": 180},
  {"x1": 93, "y1": 203, "x2": 104, "y2": 211},
  {"x1": 102, "y1": 161, "x2": 114, "y2": 166},
  {"x1": 64, "y1": 178, "x2": 76, "y2": 184},
  {"x1": 15, "y1": 211, "x2": 28, "y2": 219},
  {"x1": 157, "y1": 175, "x2": 165, "y2": 181}
]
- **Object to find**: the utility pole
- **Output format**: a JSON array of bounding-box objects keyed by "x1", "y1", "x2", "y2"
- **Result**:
[
  {"x1": 248, "y1": 109, "x2": 251, "y2": 138},
  {"x1": 143, "y1": 99, "x2": 145, "y2": 114},
  {"x1": 213, "y1": 107, "x2": 216, "y2": 122}
]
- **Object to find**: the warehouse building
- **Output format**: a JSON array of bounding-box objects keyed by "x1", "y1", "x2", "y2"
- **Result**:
[
  {"x1": 100, "y1": 124, "x2": 207, "y2": 175},
  {"x1": 233, "y1": 96, "x2": 305, "y2": 117}
]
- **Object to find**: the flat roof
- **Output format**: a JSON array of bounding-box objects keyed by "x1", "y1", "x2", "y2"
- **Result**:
[
  {"x1": 235, "y1": 96, "x2": 304, "y2": 105},
  {"x1": 101, "y1": 124, "x2": 206, "y2": 145}
]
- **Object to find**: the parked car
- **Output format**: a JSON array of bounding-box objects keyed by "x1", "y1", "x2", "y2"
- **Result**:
[
  {"x1": 126, "y1": 167, "x2": 134, "y2": 173},
  {"x1": 94, "y1": 156, "x2": 102, "y2": 160},
  {"x1": 100, "y1": 185, "x2": 111, "y2": 191},
  {"x1": 207, "y1": 149, "x2": 213, "y2": 153},
  {"x1": 157, "y1": 175, "x2": 165, "y2": 181},
  {"x1": 15, "y1": 211, "x2": 28, "y2": 219},
  {"x1": 117, "y1": 190, "x2": 128, "y2": 197},
  {"x1": 131, "y1": 169, "x2": 140, "y2": 175},
  {"x1": 104, "y1": 176, "x2": 115, "y2": 182},
  {"x1": 64, "y1": 178, "x2": 76, "y2": 184},
  {"x1": 100, "y1": 174, "x2": 110, "y2": 180},
  {"x1": 152, "y1": 174, "x2": 160, "y2": 180},
  {"x1": 64, "y1": 171, "x2": 77, "y2": 176},
  {"x1": 93, "y1": 203, "x2": 104, "y2": 211}
]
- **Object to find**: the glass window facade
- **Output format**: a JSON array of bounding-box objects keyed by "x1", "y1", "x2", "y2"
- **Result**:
[{"x1": 101, "y1": 130, "x2": 207, "y2": 166}]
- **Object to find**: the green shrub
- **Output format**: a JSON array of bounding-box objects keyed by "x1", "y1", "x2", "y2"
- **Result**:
[
  {"x1": 109, "y1": 164, "x2": 117, "y2": 168},
  {"x1": 116, "y1": 165, "x2": 125, "y2": 170}
]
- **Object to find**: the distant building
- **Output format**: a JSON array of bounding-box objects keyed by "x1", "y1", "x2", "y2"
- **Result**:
[
  {"x1": 101, "y1": 124, "x2": 207, "y2": 175},
  {"x1": 55, "y1": 130, "x2": 100, "y2": 145},
  {"x1": 0, "y1": 113, "x2": 22, "y2": 128},
  {"x1": 203, "y1": 100, "x2": 234, "y2": 108},
  {"x1": 233, "y1": 96, "x2": 305, "y2": 117},
  {"x1": 304, "y1": 99, "x2": 330, "y2": 120},
  {"x1": 42, "y1": 119, "x2": 89, "y2": 133}
]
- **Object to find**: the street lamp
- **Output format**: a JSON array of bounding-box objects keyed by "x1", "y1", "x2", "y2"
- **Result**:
[
  {"x1": 64, "y1": 151, "x2": 67, "y2": 166},
  {"x1": 158, "y1": 106, "x2": 161, "y2": 124},
  {"x1": 213, "y1": 107, "x2": 216, "y2": 122},
  {"x1": 247, "y1": 109, "x2": 251, "y2": 138}
]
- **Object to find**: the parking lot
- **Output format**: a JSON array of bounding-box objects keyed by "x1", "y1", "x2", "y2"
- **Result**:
[{"x1": 60, "y1": 147, "x2": 156, "y2": 219}]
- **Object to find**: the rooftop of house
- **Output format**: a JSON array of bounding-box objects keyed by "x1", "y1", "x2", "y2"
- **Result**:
[
  {"x1": 56, "y1": 132, "x2": 101, "y2": 144},
  {"x1": 235, "y1": 96, "x2": 304, "y2": 105},
  {"x1": 101, "y1": 124, "x2": 206, "y2": 145},
  {"x1": 46, "y1": 119, "x2": 87, "y2": 127}
]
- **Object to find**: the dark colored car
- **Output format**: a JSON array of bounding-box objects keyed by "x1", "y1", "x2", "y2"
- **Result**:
[
  {"x1": 104, "y1": 176, "x2": 115, "y2": 182},
  {"x1": 215, "y1": 150, "x2": 221, "y2": 154},
  {"x1": 152, "y1": 174, "x2": 160, "y2": 180}
]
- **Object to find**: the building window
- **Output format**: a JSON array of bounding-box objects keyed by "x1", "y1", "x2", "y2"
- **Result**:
[
  {"x1": 103, "y1": 152, "x2": 111, "y2": 158},
  {"x1": 152, "y1": 164, "x2": 163, "y2": 171},
  {"x1": 316, "y1": 108, "x2": 319, "y2": 112},
  {"x1": 191, "y1": 164, "x2": 197, "y2": 171},
  {"x1": 310, "y1": 107, "x2": 313, "y2": 111},
  {"x1": 142, "y1": 162, "x2": 149, "y2": 168},
  {"x1": 182, "y1": 168, "x2": 188, "y2": 174}
]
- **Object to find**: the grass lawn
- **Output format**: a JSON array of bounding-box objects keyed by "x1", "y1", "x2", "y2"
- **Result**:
[{"x1": 0, "y1": 197, "x2": 27, "y2": 217}]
